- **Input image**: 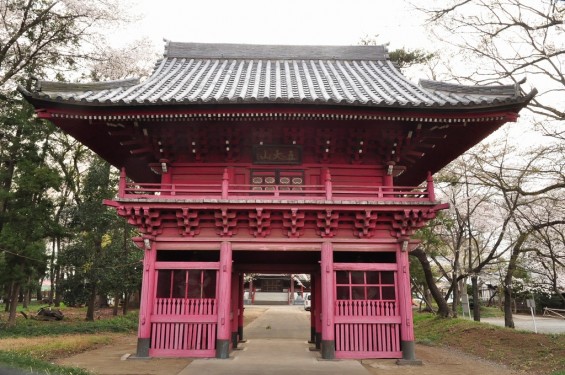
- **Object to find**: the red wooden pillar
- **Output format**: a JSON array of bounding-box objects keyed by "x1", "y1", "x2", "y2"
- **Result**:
[
  {"x1": 309, "y1": 274, "x2": 315, "y2": 343},
  {"x1": 231, "y1": 272, "x2": 239, "y2": 348},
  {"x1": 238, "y1": 273, "x2": 245, "y2": 342},
  {"x1": 216, "y1": 242, "x2": 232, "y2": 358},
  {"x1": 314, "y1": 272, "x2": 322, "y2": 349},
  {"x1": 136, "y1": 237, "x2": 156, "y2": 357},
  {"x1": 396, "y1": 242, "x2": 421, "y2": 364},
  {"x1": 160, "y1": 160, "x2": 172, "y2": 195},
  {"x1": 320, "y1": 242, "x2": 335, "y2": 359}
]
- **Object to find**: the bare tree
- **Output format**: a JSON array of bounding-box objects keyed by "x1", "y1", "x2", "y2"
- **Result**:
[{"x1": 420, "y1": 0, "x2": 564, "y2": 132}]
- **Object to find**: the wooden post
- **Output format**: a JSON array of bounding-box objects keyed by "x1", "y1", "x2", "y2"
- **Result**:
[
  {"x1": 161, "y1": 165, "x2": 172, "y2": 196},
  {"x1": 325, "y1": 169, "x2": 332, "y2": 200},
  {"x1": 222, "y1": 168, "x2": 229, "y2": 199},
  {"x1": 314, "y1": 272, "x2": 322, "y2": 349},
  {"x1": 231, "y1": 272, "x2": 239, "y2": 348},
  {"x1": 320, "y1": 242, "x2": 335, "y2": 359},
  {"x1": 119, "y1": 168, "x2": 127, "y2": 198},
  {"x1": 238, "y1": 273, "x2": 245, "y2": 342},
  {"x1": 309, "y1": 274, "x2": 316, "y2": 344},
  {"x1": 135, "y1": 237, "x2": 156, "y2": 357},
  {"x1": 426, "y1": 171, "x2": 435, "y2": 202},
  {"x1": 216, "y1": 242, "x2": 232, "y2": 358},
  {"x1": 396, "y1": 242, "x2": 421, "y2": 364}
]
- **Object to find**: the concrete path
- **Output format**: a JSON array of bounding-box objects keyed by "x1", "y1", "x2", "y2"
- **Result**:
[
  {"x1": 481, "y1": 314, "x2": 565, "y2": 334},
  {"x1": 179, "y1": 305, "x2": 370, "y2": 375}
]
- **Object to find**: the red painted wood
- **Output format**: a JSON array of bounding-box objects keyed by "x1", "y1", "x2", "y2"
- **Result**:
[
  {"x1": 138, "y1": 242, "x2": 156, "y2": 340},
  {"x1": 309, "y1": 274, "x2": 315, "y2": 338},
  {"x1": 154, "y1": 262, "x2": 219, "y2": 270},
  {"x1": 314, "y1": 273, "x2": 322, "y2": 341},
  {"x1": 321, "y1": 242, "x2": 334, "y2": 342},
  {"x1": 333, "y1": 266, "x2": 402, "y2": 359},
  {"x1": 216, "y1": 242, "x2": 232, "y2": 342},
  {"x1": 333, "y1": 263, "x2": 397, "y2": 271},
  {"x1": 238, "y1": 273, "x2": 244, "y2": 337},
  {"x1": 120, "y1": 180, "x2": 432, "y2": 202},
  {"x1": 397, "y1": 249, "x2": 415, "y2": 341},
  {"x1": 230, "y1": 272, "x2": 239, "y2": 346}
]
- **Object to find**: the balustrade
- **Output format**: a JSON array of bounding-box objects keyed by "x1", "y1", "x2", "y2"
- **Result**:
[{"x1": 118, "y1": 168, "x2": 435, "y2": 202}]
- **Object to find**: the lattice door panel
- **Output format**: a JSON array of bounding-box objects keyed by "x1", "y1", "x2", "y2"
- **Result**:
[
  {"x1": 334, "y1": 269, "x2": 402, "y2": 359},
  {"x1": 150, "y1": 267, "x2": 218, "y2": 357}
]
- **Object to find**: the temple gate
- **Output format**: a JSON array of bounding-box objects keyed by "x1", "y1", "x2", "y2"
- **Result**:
[{"x1": 20, "y1": 41, "x2": 534, "y2": 362}]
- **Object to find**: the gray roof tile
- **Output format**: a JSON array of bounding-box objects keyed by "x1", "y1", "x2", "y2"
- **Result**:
[{"x1": 21, "y1": 42, "x2": 534, "y2": 109}]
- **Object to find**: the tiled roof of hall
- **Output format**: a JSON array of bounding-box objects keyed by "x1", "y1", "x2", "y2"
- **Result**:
[{"x1": 18, "y1": 41, "x2": 536, "y2": 110}]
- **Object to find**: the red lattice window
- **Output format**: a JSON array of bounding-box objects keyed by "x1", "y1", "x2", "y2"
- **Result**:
[
  {"x1": 156, "y1": 270, "x2": 217, "y2": 299},
  {"x1": 335, "y1": 271, "x2": 396, "y2": 301}
]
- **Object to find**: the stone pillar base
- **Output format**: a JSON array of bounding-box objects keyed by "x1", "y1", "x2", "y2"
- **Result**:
[
  {"x1": 216, "y1": 339, "x2": 230, "y2": 359},
  {"x1": 310, "y1": 327, "x2": 316, "y2": 343},
  {"x1": 135, "y1": 338, "x2": 150, "y2": 358},
  {"x1": 396, "y1": 340, "x2": 422, "y2": 365},
  {"x1": 238, "y1": 326, "x2": 244, "y2": 341},
  {"x1": 315, "y1": 332, "x2": 321, "y2": 349},
  {"x1": 321, "y1": 340, "x2": 335, "y2": 359},
  {"x1": 231, "y1": 332, "x2": 239, "y2": 349}
]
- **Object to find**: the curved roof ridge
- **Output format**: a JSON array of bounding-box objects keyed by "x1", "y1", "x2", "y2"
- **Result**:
[
  {"x1": 36, "y1": 78, "x2": 140, "y2": 93},
  {"x1": 419, "y1": 79, "x2": 519, "y2": 97},
  {"x1": 164, "y1": 41, "x2": 389, "y2": 61}
]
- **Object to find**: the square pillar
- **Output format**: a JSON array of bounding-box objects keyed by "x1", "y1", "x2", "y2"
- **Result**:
[
  {"x1": 320, "y1": 241, "x2": 335, "y2": 359},
  {"x1": 216, "y1": 242, "x2": 232, "y2": 358},
  {"x1": 231, "y1": 272, "x2": 239, "y2": 348},
  {"x1": 238, "y1": 273, "x2": 245, "y2": 341},
  {"x1": 135, "y1": 238, "x2": 156, "y2": 358},
  {"x1": 309, "y1": 274, "x2": 315, "y2": 343},
  {"x1": 314, "y1": 272, "x2": 322, "y2": 349},
  {"x1": 396, "y1": 245, "x2": 422, "y2": 365}
]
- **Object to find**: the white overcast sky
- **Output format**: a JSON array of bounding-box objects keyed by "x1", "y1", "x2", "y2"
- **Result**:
[{"x1": 117, "y1": 0, "x2": 430, "y2": 51}]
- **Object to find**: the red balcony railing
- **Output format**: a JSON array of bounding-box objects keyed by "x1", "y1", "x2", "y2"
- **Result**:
[{"x1": 117, "y1": 169, "x2": 436, "y2": 203}]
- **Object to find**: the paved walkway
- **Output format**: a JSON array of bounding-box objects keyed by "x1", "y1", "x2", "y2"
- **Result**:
[
  {"x1": 180, "y1": 305, "x2": 370, "y2": 375},
  {"x1": 482, "y1": 314, "x2": 565, "y2": 334}
]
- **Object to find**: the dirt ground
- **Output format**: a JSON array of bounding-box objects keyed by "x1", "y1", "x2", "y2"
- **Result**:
[
  {"x1": 54, "y1": 306, "x2": 527, "y2": 375},
  {"x1": 363, "y1": 345, "x2": 520, "y2": 375},
  {"x1": 56, "y1": 334, "x2": 522, "y2": 375}
]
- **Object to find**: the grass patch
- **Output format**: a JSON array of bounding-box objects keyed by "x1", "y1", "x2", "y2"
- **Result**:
[
  {"x1": 414, "y1": 312, "x2": 565, "y2": 375},
  {"x1": 0, "y1": 306, "x2": 137, "y2": 374},
  {"x1": 0, "y1": 350, "x2": 93, "y2": 375},
  {"x1": 0, "y1": 334, "x2": 118, "y2": 361},
  {"x1": 0, "y1": 311, "x2": 138, "y2": 338}
]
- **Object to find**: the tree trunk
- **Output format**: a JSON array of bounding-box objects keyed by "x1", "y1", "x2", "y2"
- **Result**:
[
  {"x1": 112, "y1": 293, "x2": 120, "y2": 316},
  {"x1": 54, "y1": 264, "x2": 62, "y2": 307},
  {"x1": 452, "y1": 278, "x2": 459, "y2": 318},
  {"x1": 86, "y1": 283, "x2": 97, "y2": 321},
  {"x1": 411, "y1": 248, "x2": 451, "y2": 317},
  {"x1": 22, "y1": 287, "x2": 29, "y2": 309},
  {"x1": 503, "y1": 244, "x2": 522, "y2": 328},
  {"x1": 122, "y1": 292, "x2": 129, "y2": 315},
  {"x1": 5, "y1": 282, "x2": 13, "y2": 312},
  {"x1": 471, "y1": 275, "x2": 480, "y2": 321},
  {"x1": 49, "y1": 238, "x2": 57, "y2": 304},
  {"x1": 7, "y1": 283, "x2": 21, "y2": 326},
  {"x1": 36, "y1": 279, "x2": 43, "y2": 302}
]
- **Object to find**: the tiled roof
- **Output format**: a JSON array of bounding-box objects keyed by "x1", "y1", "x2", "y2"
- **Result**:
[{"x1": 20, "y1": 42, "x2": 535, "y2": 109}]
